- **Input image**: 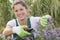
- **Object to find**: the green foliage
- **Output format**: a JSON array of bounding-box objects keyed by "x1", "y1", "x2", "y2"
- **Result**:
[
  {"x1": 0, "y1": 0, "x2": 14, "y2": 27},
  {"x1": 24, "y1": 0, "x2": 60, "y2": 27}
]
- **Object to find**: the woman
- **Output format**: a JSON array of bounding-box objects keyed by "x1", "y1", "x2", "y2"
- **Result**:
[{"x1": 2, "y1": 1, "x2": 51, "y2": 40}]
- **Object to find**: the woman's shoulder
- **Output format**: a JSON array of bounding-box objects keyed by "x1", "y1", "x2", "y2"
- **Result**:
[
  {"x1": 6, "y1": 19, "x2": 16, "y2": 27},
  {"x1": 7, "y1": 19, "x2": 16, "y2": 23}
]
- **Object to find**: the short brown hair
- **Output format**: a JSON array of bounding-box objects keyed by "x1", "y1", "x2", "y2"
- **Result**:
[{"x1": 12, "y1": 1, "x2": 28, "y2": 9}]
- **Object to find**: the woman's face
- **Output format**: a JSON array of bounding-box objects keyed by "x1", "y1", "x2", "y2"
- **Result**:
[{"x1": 13, "y1": 4, "x2": 28, "y2": 20}]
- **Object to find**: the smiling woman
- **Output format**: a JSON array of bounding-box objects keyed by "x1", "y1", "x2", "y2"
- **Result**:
[{"x1": 2, "y1": 0, "x2": 50, "y2": 40}]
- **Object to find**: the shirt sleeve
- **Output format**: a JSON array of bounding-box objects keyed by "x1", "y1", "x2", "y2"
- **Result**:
[
  {"x1": 35, "y1": 17, "x2": 41, "y2": 25},
  {"x1": 3, "y1": 19, "x2": 16, "y2": 34},
  {"x1": 30, "y1": 17, "x2": 41, "y2": 31},
  {"x1": 6, "y1": 19, "x2": 16, "y2": 27},
  {"x1": 32, "y1": 17, "x2": 41, "y2": 25}
]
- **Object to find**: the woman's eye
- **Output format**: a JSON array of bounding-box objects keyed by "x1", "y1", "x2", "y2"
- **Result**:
[{"x1": 15, "y1": 10, "x2": 18, "y2": 12}]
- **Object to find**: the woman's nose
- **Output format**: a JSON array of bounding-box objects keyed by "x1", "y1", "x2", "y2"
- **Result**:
[{"x1": 17, "y1": 11, "x2": 22, "y2": 14}]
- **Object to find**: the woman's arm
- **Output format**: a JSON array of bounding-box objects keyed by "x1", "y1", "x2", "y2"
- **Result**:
[{"x1": 3, "y1": 25, "x2": 13, "y2": 37}]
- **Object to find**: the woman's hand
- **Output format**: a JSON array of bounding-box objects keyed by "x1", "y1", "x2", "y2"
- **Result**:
[
  {"x1": 40, "y1": 15, "x2": 52, "y2": 27},
  {"x1": 41, "y1": 16, "x2": 47, "y2": 27},
  {"x1": 12, "y1": 26, "x2": 31, "y2": 38}
]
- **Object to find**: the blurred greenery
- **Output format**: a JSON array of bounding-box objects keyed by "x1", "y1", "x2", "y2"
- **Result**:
[{"x1": 25, "y1": 0, "x2": 60, "y2": 27}]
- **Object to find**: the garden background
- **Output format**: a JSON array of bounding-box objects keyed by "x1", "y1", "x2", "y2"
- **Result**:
[{"x1": 0, "y1": 0, "x2": 60, "y2": 40}]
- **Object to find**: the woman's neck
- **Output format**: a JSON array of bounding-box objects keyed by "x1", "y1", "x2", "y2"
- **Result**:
[{"x1": 18, "y1": 17, "x2": 27, "y2": 25}]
